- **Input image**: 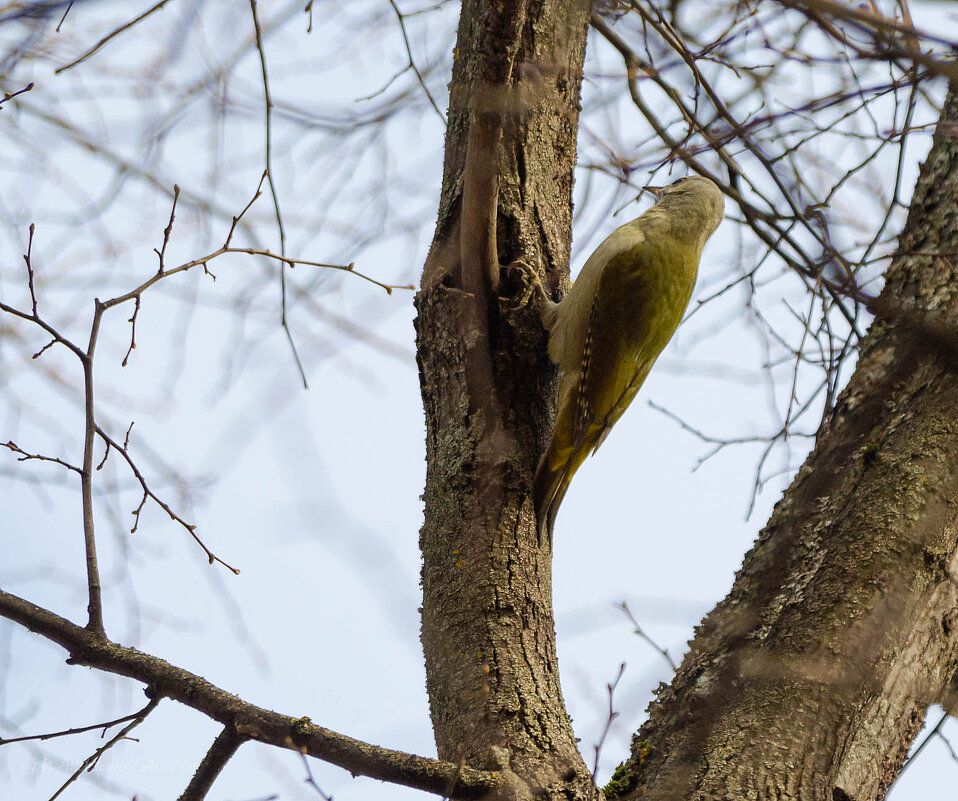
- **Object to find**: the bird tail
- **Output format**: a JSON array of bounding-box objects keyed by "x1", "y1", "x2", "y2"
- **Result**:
[{"x1": 533, "y1": 448, "x2": 574, "y2": 543}]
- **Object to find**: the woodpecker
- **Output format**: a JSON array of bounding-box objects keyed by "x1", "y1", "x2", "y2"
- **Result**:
[{"x1": 534, "y1": 176, "x2": 724, "y2": 541}]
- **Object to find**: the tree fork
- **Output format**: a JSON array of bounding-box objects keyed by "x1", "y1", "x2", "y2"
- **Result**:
[
  {"x1": 612, "y1": 84, "x2": 958, "y2": 801},
  {"x1": 415, "y1": 0, "x2": 593, "y2": 797}
]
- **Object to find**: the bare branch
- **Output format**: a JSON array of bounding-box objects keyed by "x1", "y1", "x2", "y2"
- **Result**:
[
  {"x1": 249, "y1": 0, "x2": 308, "y2": 388},
  {"x1": 618, "y1": 602, "x2": 677, "y2": 671},
  {"x1": 98, "y1": 178, "x2": 410, "y2": 338},
  {"x1": 304, "y1": 0, "x2": 314, "y2": 33},
  {"x1": 23, "y1": 223, "x2": 37, "y2": 316},
  {"x1": 386, "y1": 0, "x2": 446, "y2": 124},
  {"x1": 81, "y1": 301, "x2": 105, "y2": 635},
  {"x1": 300, "y1": 752, "x2": 335, "y2": 800},
  {"x1": 0, "y1": 697, "x2": 156, "y2": 746},
  {"x1": 154, "y1": 183, "x2": 180, "y2": 274},
  {"x1": 776, "y1": 0, "x2": 958, "y2": 81},
  {"x1": 55, "y1": 0, "x2": 177, "y2": 74},
  {"x1": 591, "y1": 663, "x2": 626, "y2": 787},
  {"x1": 0, "y1": 588, "x2": 499, "y2": 799},
  {"x1": 55, "y1": 1, "x2": 73, "y2": 30},
  {"x1": 0, "y1": 81, "x2": 33, "y2": 111},
  {"x1": 101, "y1": 243, "x2": 409, "y2": 315},
  {"x1": 2, "y1": 440, "x2": 81, "y2": 474},
  {"x1": 178, "y1": 725, "x2": 247, "y2": 801},
  {"x1": 95, "y1": 424, "x2": 240, "y2": 574},
  {"x1": 48, "y1": 696, "x2": 161, "y2": 801}
]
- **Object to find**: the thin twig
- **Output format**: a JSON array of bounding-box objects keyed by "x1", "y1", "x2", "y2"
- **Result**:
[
  {"x1": 2, "y1": 441, "x2": 81, "y2": 475},
  {"x1": 102, "y1": 241, "x2": 408, "y2": 314},
  {"x1": 23, "y1": 223, "x2": 38, "y2": 318},
  {"x1": 55, "y1": 1, "x2": 74, "y2": 31},
  {"x1": 0, "y1": 82, "x2": 33, "y2": 111},
  {"x1": 386, "y1": 0, "x2": 446, "y2": 123},
  {"x1": 618, "y1": 602, "x2": 677, "y2": 670},
  {"x1": 100, "y1": 177, "x2": 408, "y2": 368},
  {"x1": 249, "y1": 0, "x2": 308, "y2": 388},
  {"x1": 155, "y1": 183, "x2": 180, "y2": 274},
  {"x1": 48, "y1": 696, "x2": 161, "y2": 800},
  {"x1": 300, "y1": 752, "x2": 335, "y2": 800},
  {"x1": 0, "y1": 697, "x2": 156, "y2": 745},
  {"x1": 591, "y1": 663, "x2": 626, "y2": 789},
  {"x1": 95, "y1": 424, "x2": 240, "y2": 574},
  {"x1": 55, "y1": 0, "x2": 176, "y2": 74}
]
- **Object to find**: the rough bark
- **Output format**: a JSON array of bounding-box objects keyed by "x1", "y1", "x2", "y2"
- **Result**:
[
  {"x1": 414, "y1": 0, "x2": 593, "y2": 798},
  {"x1": 608, "y1": 84, "x2": 958, "y2": 801}
]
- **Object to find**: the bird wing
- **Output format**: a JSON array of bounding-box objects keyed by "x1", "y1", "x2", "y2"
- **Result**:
[
  {"x1": 547, "y1": 224, "x2": 648, "y2": 448},
  {"x1": 589, "y1": 362, "x2": 654, "y2": 453},
  {"x1": 572, "y1": 241, "x2": 658, "y2": 456},
  {"x1": 535, "y1": 222, "x2": 662, "y2": 540},
  {"x1": 546, "y1": 223, "x2": 644, "y2": 368}
]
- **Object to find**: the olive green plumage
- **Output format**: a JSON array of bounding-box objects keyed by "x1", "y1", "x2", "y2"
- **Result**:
[{"x1": 534, "y1": 176, "x2": 724, "y2": 541}]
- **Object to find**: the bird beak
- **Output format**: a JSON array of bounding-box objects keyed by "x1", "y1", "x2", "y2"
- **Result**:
[{"x1": 642, "y1": 184, "x2": 666, "y2": 200}]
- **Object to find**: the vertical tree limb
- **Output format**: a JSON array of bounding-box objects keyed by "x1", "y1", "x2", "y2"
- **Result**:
[
  {"x1": 415, "y1": 0, "x2": 595, "y2": 798},
  {"x1": 612, "y1": 83, "x2": 958, "y2": 801}
]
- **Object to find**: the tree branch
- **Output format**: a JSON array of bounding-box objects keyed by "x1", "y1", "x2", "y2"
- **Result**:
[
  {"x1": 81, "y1": 301, "x2": 105, "y2": 635},
  {"x1": 0, "y1": 588, "x2": 498, "y2": 799},
  {"x1": 50, "y1": 696, "x2": 161, "y2": 801},
  {"x1": 0, "y1": 697, "x2": 157, "y2": 746},
  {"x1": 55, "y1": 0, "x2": 176, "y2": 74},
  {"x1": 178, "y1": 724, "x2": 247, "y2": 801}
]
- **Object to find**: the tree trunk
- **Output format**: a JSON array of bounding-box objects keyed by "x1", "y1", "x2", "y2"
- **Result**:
[
  {"x1": 609, "y1": 83, "x2": 958, "y2": 801},
  {"x1": 414, "y1": 1, "x2": 593, "y2": 799}
]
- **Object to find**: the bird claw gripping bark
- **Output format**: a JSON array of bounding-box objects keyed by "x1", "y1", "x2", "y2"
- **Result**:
[{"x1": 501, "y1": 258, "x2": 550, "y2": 311}]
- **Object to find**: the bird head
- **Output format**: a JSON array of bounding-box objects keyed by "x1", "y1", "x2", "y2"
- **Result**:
[{"x1": 643, "y1": 176, "x2": 724, "y2": 239}]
